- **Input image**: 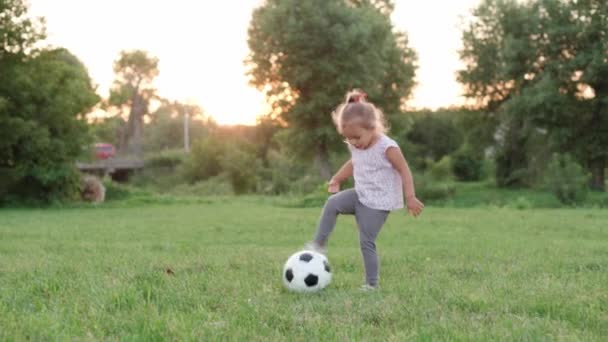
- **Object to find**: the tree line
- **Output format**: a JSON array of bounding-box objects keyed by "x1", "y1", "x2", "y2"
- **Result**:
[{"x1": 1, "y1": 0, "x2": 606, "y2": 205}]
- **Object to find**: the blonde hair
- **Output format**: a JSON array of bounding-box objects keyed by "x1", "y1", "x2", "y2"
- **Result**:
[{"x1": 332, "y1": 89, "x2": 388, "y2": 134}]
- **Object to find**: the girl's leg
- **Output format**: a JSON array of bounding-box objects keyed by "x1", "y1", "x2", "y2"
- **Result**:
[
  {"x1": 312, "y1": 189, "x2": 358, "y2": 246},
  {"x1": 354, "y1": 203, "x2": 389, "y2": 287}
]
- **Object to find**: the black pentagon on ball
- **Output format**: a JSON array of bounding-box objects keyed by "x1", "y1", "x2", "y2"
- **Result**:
[
  {"x1": 299, "y1": 252, "x2": 313, "y2": 262},
  {"x1": 285, "y1": 268, "x2": 294, "y2": 282},
  {"x1": 304, "y1": 274, "x2": 319, "y2": 287},
  {"x1": 323, "y1": 260, "x2": 331, "y2": 273}
]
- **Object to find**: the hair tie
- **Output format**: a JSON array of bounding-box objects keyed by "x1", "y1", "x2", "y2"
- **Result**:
[{"x1": 349, "y1": 92, "x2": 367, "y2": 103}]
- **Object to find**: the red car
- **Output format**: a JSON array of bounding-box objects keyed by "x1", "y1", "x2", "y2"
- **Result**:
[{"x1": 94, "y1": 143, "x2": 116, "y2": 160}]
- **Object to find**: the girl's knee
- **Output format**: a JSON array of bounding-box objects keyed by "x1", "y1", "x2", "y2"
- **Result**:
[
  {"x1": 324, "y1": 193, "x2": 341, "y2": 210},
  {"x1": 359, "y1": 239, "x2": 376, "y2": 251}
]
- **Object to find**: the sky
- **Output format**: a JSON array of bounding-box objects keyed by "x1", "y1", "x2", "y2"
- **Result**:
[{"x1": 28, "y1": 0, "x2": 481, "y2": 125}]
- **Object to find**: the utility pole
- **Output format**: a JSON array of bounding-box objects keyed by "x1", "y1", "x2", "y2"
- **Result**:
[{"x1": 184, "y1": 109, "x2": 190, "y2": 153}]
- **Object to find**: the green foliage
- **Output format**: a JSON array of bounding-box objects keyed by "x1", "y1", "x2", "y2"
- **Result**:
[
  {"x1": 459, "y1": 0, "x2": 608, "y2": 190},
  {"x1": 453, "y1": 109, "x2": 497, "y2": 157},
  {"x1": 246, "y1": 0, "x2": 417, "y2": 175},
  {"x1": 220, "y1": 145, "x2": 260, "y2": 195},
  {"x1": 405, "y1": 112, "x2": 464, "y2": 164},
  {"x1": 144, "y1": 100, "x2": 211, "y2": 152},
  {"x1": 102, "y1": 178, "x2": 151, "y2": 202},
  {"x1": 427, "y1": 156, "x2": 453, "y2": 182},
  {"x1": 493, "y1": 121, "x2": 530, "y2": 188},
  {"x1": 458, "y1": 0, "x2": 538, "y2": 109},
  {"x1": 181, "y1": 135, "x2": 260, "y2": 195},
  {"x1": 253, "y1": 114, "x2": 282, "y2": 167},
  {"x1": 89, "y1": 116, "x2": 123, "y2": 146},
  {"x1": 480, "y1": 159, "x2": 496, "y2": 181},
  {"x1": 509, "y1": 196, "x2": 533, "y2": 210},
  {"x1": 128, "y1": 150, "x2": 188, "y2": 191},
  {"x1": 256, "y1": 151, "x2": 296, "y2": 195},
  {"x1": 0, "y1": 0, "x2": 45, "y2": 59},
  {"x1": 108, "y1": 50, "x2": 160, "y2": 156},
  {"x1": 544, "y1": 153, "x2": 589, "y2": 205},
  {"x1": 145, "y1": 149, "x2": 187, "y2": 169},
  {"x1": 181, "y1": 137, "x2": 226, "y2": 183},
  {"x1": 257, "y1": 149, "x2": 327, "y2": 195},
  {"x1": 414, "y1": 173, "x2": 456, "y2": 201},
  {"x1": 0, "y1": 0, "x2": 99, "y2": 204},
  {"x1": 452, "y1": 146, "x2": 484, "y2": 182},
  {"x1": 0, "y1": 47, "x2": 100, "y2": 204}
]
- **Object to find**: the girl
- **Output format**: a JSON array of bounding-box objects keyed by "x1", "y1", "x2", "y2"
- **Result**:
[{"x1": 306, "y1": 89, "x2": 424, "y2": 290}]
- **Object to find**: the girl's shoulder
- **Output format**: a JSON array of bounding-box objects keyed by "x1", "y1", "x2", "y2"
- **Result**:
[{"x1": 377, "y1": 134, "x2": 400, "y2": 151}]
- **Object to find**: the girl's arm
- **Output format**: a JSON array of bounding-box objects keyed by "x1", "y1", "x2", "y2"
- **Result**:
[
  {"x1": 386, "y1": 147, "x2": 424, "y2": 216},
  {"x1": 331, "y1": 159, "x2": 353, "y2": 183},
  {"x1": 328, "y1": 159, "x2": 353, "y2": 193}
]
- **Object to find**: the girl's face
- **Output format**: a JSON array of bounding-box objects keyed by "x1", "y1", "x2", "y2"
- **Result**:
[{"x1": 342, "y1": 123, "x2": 377, "y2": 149}]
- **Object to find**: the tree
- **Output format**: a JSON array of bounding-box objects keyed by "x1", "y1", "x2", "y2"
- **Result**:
[
  {"x1": 534, "y1": 0, "x2": 608, "y2": 191},
  {"x1": 0, "y1": 48, "x2": 99, "y2": 203},
  {"x1": 253, "y1": 114, "x2": 283, "y2": 167},
  {"x1": 89, "y1": 116, "x2": 124, "y2": 147},
  {"x1": 458, "y1": 0, "x2": 542, "y2": 187},
  {"x1": 144, "y1": 99, "x2": 210, "y2": 152},
  {"x1": 405, "y1": 111, "x2": 464, "y2": 163},
  {"x1": 246, "y1": 0, "x2": 417, "y2": 178},
  {"x1": 0, "y1": 0, "x2": 45, "y2": 60},
  {"x1": 1, "y1": 1, "x2": 99, "y2": 203},
  {"x1": 108, "y1": 50, "x2": 159, "y2": 158},
  {"x1": 459, "y1": 0, "x2": 607, "y2": 190}
]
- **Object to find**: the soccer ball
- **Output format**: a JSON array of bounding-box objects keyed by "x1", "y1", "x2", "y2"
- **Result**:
[{"x1": 282, "y1": 250, "x2": 332, "y2": 292}]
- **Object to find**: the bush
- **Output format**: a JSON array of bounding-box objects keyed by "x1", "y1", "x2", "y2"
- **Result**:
[
  {"x1": 180, "y1": 136, "x2": 260, "y2": 195},
  {"x1": 544, "y1": 153, "x2": 589, "y2": 205},
  {"x1": 427, "y1": 156, "x2": 453, "y2": 181},
  {"x1": 289, "y1": 175, "x2": 328, "y2": 195},
  {"x1": 452, "y1": 148, "x2": 483, "y2": 181},
  {"x1": 129, "y1": 150, "x2": 188, "y2": 191},
  {"x1": 102, "y1": 179, "x2": 151, "y2": 201},
  {"x1": 414, "y1": 173, "x2": 456, "y2": 201},
  {"x1": 256, "y1": 150, "x2": 326, "y2": 195},
  {"x1": 181, "y1": 137, "x2": 225, "y2": 183},
  {"x1": 405, "y1": 113, "x2": 464, "y2": 162},
  {"x1": 509, "y1": 196, "x2": 533, "y2": 210},
  {"x1": 145, "y1": 149, "x2": 186, "y2": 169},
  {"x1": 220, "y1": 147, "x2": 260, "y2": 195},
  {"x1": 481, "y1": 158, "x2": 496, "y2": 181},
  {"x1": 0, "y1": 48, "x2": 100, "y2": 205}
]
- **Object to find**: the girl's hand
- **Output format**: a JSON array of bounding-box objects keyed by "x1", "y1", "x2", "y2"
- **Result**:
[
  {"x1": 406, "y1": 196, "x2": 424, "y2": 217},
  {"x1": 328, "y1": 178, "x2": 340, "y2": 193}
]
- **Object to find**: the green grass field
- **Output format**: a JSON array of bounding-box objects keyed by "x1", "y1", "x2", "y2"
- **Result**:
[{"x1": 1, "y1": 198, "x2": 607, "y2": 340}]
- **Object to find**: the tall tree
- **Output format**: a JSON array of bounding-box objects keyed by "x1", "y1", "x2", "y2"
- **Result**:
[
  {"x1": 246, "y1": 0, "x2": 417, "y2": 178},
  {"x1": 458, "y1": 0, "x2": 541, "y2": 187},
  {"x1": 459, "y1": 0, "x2": 608, "y2": 190},
  {"x1": 108, "y1": 50, "x2": 159, "y2": 157},
  {"x1": 535, "y1": 0, "x2": 608, "y2": 191}
]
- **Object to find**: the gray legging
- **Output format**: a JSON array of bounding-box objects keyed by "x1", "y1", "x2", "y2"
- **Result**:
[{"x1": 313, "y1": 189, "x2": 389, "y2": 287}]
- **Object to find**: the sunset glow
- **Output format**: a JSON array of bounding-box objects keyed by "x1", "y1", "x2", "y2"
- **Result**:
[{"x1": 29, "y1": 0, "x2": 481, "y2": 125}]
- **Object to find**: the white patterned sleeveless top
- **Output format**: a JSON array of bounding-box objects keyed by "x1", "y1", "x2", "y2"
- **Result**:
[{"x1": 349, "y1": 134, "x2": 404, "y2": 211}]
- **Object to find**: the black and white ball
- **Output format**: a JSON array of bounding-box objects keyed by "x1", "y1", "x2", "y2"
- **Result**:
[{"x1": 283, "y1": 250, "x2": 332, "y2": 292}]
